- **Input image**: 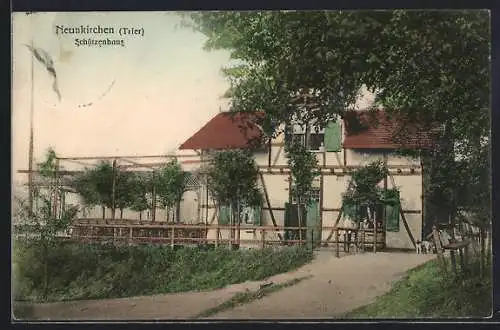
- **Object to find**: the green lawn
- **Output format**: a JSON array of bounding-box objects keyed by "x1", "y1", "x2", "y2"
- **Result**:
[{"x1": 344, "y1": 257, "x2": 492, "y2": 318}]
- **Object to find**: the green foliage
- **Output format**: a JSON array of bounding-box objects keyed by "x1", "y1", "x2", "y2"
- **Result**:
[
  {"x1": 156, "y1": 159, "x2": 188, "y2": 209},
  {"x1": 206, "y1": 150, "x2": 263, "y2": 209},
  {"x1": 285, "y1": 141, "x2": 319, "y2": 206},
  {"x1": 71, "y1": 161, "x2": 115, "y2": 209},
  {"x1": 13, "y1": 195, "x2": 79, "y2": 300},
  {"x1": 128, "y1": 173, "x2": 150, "y2": 212},
  {"x1": 342, "y1": 161, "x2": 396, "y2": 222},
  {"x1": 184, "y1": 10, "x2": 491, "y2": 226},
  {"x1": 13, "y1": 243, "x2": 313, "y2": 302},
  {"x1": 37, "y1": 147, "x2": 58, "y2": 178},
  {"x1": 345, "y1": 257, "x2": 492, "y2": 318}
]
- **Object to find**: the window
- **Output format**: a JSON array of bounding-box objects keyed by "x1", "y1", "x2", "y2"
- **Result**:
[
  {"x1": 308, "y1": 133, "x2": 325, "y2": 151},
  {"x1": 292, "y1": 187, "x2": 321, "y2": 204},
  {"x1": 285, "y1": 120, "x2": 341, "y2": 152}
]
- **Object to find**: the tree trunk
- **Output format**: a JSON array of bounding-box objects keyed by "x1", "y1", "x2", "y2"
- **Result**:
[
  {"x1": 139, "y1": 211, "x2": 142, "y2": 221},
  {"x1": 120, "y1": 208, "x2": 123, "y2": 219},
  {"x1": 102, "y1": 206, "x2": 105, "y2": 220}
]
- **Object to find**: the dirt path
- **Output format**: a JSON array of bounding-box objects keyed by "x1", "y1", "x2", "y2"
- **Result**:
[
  {"x1": 208, "y1": 252, "x2": 436, "y2": 319},
  {"x1": 13, "y1": 251, "x2": 435, "y2": 320}
]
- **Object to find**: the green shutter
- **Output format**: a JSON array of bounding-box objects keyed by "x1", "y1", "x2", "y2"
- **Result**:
[
  {"x1": 324, "y1": 120, "x2": 342, "y2": 152},
  {"x1": 385, "y1": 193, "x2": 400, "y2": 232},
  {"x1": 306, "y1": 201, "x2": 321, "y2": 247},
  {"x1": 253, "y1": 206, "x2": 262, "y2": 226},
  {"x1": 219, "y1": 205, "x2": 230, "y2": 225}
]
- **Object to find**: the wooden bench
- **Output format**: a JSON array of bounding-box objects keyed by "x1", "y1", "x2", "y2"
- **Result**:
[{"x1": 429, "y1": 225, "x2": 471, "y2": 275}]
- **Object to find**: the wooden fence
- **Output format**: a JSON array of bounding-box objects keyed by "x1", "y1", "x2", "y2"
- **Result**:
[{"x1": 14, "y1": 221, "x2": 386, "y2": 257}]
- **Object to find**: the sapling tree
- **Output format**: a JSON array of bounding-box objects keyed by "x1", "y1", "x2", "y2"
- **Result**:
[
  {"x1": 285, "y1": 139, "x2": 320, "y2": 242},
  {"x1": 71, "y1": 161, "x2": 114, "y2": 219},
  {"x1": 156, "y1": 159, "x2": 188, "y2": 222},
  {"x1": 128, "y1": 172, "x2": 150, "y2": 221},
  {"x1": 14, "y1": 193, "x2": 78, "y2": 300},
  {"x1": 206, "y1": 149, "x2": 263, "y2": 241}
]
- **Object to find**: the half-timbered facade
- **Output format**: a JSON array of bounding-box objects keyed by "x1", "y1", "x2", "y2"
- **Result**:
[{"x1": 178, "y1": 108, "x2": 435, "y2": 250}]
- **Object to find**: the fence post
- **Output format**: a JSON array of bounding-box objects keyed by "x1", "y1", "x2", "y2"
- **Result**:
[
  {"x1": 129, "y1": 227, "x2": 133, "y2": 244},
  {"x1": 215, "y1": 226, "x2": 220, "y2": 247},
  {"x1": 171, "y1": 226, "x2": 175, "y2": 249},
  {"x1": 261, "y1": 228, "x2": 266, "y2": 249},
  {"x1": 335, "y1": 229, "x2": 340, "y2": 258}
]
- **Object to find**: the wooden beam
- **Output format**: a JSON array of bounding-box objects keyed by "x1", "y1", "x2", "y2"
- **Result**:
[
  {"x1": 257, "y1": 164, "x2": 421, "y2": 170},
  {"x1": 325, "y1": 208, "x2": 343, "y2": 241},
  {"x1": 111, "y1": 159, "x2": 117, "y2": 221},
  {"x1": 56, "y1": 154, "x2": 200, "y2": 161},
  {"x1": 259, "y1": 172, "x2": 283, "y2": 240},
  {"x1": 400, "y1": 205, "x2": 416, "y2": 248},
  {"x1": 319, "y1": 172, "x2": 324, "y2": 229},
  {"x1": 272, "y1": 145, "x2": 284, "y2": 166}
]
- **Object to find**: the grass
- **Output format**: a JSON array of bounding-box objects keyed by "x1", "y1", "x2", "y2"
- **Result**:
[
  {"x1": 12, "y1": 241, "x2": 314, "y2": 303},
  {"x1": 194, "y1": 275, "x2": 313, "y2": 319},
  {"x1": 344, "y1": 256, "x2": 492, "y2": 318}
]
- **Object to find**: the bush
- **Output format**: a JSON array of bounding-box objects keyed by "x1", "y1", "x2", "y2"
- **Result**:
[{"x1": 12, "y1": 242, "x2": 313, "y2": 302}]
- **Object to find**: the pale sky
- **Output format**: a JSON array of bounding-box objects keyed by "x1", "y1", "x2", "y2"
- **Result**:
[{"x1": 12, "y1": 12, "x2": 232, "y2": 182}]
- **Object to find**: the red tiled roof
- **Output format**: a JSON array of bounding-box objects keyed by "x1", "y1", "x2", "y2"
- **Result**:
[
  {"x1": 179, "y1": 111, "x2": 265, "y2": 150},
  {"x1": 342, "y1": 109, "x2": 439, "y2": 149},
  {"x1": 180, "y1": 109, "x2": 439, "y2": 151}
]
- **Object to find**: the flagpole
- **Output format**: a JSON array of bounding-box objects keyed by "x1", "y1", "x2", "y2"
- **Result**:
[{"x1": 28, "y1": 36, "x2": 35, "y2": 215}]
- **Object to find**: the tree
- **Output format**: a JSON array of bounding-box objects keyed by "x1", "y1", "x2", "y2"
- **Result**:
[
  {"x1": 285, "y1": 139, "x2": 319, "y2": 242},
  {"x1": 341, "y1": 161, "x2": 398, "y2": 226},
  {"x1": 71, "y1": 161, "x2": 140, "y2": 220},
  {"x1": 156, "y1": 159, "x2": 188, "y2": 222},
  {"x1": 14, "y1": 193, "x2": 78, "y2": 300},
  {"x1": 128, "y1": 172, "x2": 150, "y2": 221},
  {"x1": 71, "y1": 161, "x2": 113, "y2": 219},
  {"x1": 184, "y1": 10, "x2": 490, "y2": 228},
  {"x1": 206, "y1": 149, "x2": 263, "y2": 242}
]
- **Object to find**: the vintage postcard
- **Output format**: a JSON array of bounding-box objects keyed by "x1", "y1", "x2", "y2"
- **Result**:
[{"x1": 11, "y1": 11, "x2": 492, "y2": 321}]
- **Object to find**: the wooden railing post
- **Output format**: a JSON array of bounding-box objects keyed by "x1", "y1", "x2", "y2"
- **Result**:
[
  {"x1": 261, "y1": 228, "x2": 266, "y2": 249},
  {"x1": 335, "y1": 229, "x2": 340, "y2": 258},
  {"x1": 215, "y1": 226, "x2": 220, "y2": 247},
  {"x1": 171, "y1": 226, "x2": 175, "y2": 249}
]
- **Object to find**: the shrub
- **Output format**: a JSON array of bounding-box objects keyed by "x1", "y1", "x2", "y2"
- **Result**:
[{"x1": 13, "y1": 242, "x2": 313, "y2": 302}]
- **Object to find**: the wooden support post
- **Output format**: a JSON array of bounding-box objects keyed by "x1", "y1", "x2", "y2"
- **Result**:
[
  {"x1": 111, "y1": 159, "x2": 117, "y2": 221},
  {"x1": 335, "y1": 229, "x2": 340, "y2": 258},
  {"x1": 432, "y1": 226, "x2": 446, "y2": 272},
  {"x1": 259, "y1": 173, "x2": 283, "y2": 240},
  {"x1": 53, "y1": 159, "x2": 60, "y2": 218},
  {"x1": 458, "y1": 248, "x2": 465, "y2": 275},
  {"x1": 171, "y1": 226, "x2": 175, "y2": 248},
  {"x1": 319, "y1": 172, "x2": 324, "y2": 245},
  {"x1": 129, "y1": 227, "x2": 133, "y2": 243},
  {"x1": 399, "y1": 206, "x2": 416, "y2": 248},
  {"x1": 326, "y1": 208, "x2": 343, "y2": 241},
  {"x1": 261, "y1": 228, "x2": 266, "y2": 249},
  {"x1": 205, "y1": 175, "x2": 209, "y2": 223},
  {"x1": 152, "y1": 171, "x2": 158, "y2": 222},
  {"x1": 215, "y1": 226, "x2": 220, "y2": 247},
  {"x1": 373, "y1": 219, "x2": 377, "y2": 253},
  {"x1": 450, "y1": 250, "x2": 457, "y2": 275},
  {"x1": 267, "y1": 137, "x2": 272, "y2": 167}
]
